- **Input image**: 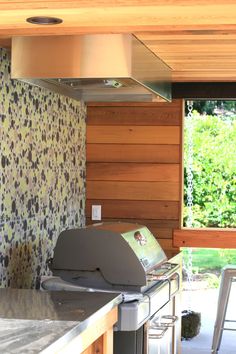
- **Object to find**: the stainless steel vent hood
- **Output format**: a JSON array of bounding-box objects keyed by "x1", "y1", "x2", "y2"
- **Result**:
[{"x1": 11, "y1": 34, "x2": 171, "y2": 102}]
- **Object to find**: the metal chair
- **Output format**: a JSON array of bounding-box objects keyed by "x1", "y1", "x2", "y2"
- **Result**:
[{"x1": 211, "y1": 265, "x2": 236, "y2": 354}]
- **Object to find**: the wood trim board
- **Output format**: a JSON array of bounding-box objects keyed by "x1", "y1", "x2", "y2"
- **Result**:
[{"x1": 173, "y1": 228, "x2": 236, "y2": 248}]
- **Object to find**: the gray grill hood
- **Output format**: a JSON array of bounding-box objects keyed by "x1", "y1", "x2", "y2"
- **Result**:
[{"x1": 11, "y1": 34, "x2": 171, "y2": 102}]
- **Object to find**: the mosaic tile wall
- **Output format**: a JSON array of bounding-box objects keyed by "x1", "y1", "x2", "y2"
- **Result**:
[{"x1": 0, "y1": 48, "x2": 86, "y2": 289}]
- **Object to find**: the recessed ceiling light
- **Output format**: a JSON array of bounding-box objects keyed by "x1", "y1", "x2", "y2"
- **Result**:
[{"x1": 26, "y1": 16, "x2": 63, "y2": 25}]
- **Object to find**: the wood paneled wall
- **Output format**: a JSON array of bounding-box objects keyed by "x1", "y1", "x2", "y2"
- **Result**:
[{"x1": 86, "y1": 100, "x2": 183, "y2": 256}]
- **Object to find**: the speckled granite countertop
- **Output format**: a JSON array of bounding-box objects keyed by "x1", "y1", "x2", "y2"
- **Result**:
[{"x1": 0, "y1": 288, "x2": 122, "y2": 354}]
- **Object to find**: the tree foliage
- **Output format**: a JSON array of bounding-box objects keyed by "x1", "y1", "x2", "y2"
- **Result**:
[
  {"x1": 184, "y1": 105, "x2": 236, "y2": 228},
  {"x1": 186, "y1": 100, "x2": 236, "y2": 116}
]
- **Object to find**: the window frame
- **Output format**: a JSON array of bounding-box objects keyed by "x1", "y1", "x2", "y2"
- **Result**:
[{"x1": 173, "y1": 99, "x2": 236, "y2": 249}]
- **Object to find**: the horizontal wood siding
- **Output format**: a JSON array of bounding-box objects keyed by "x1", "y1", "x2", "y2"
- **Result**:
[
  {"x1": 86, "y1": 100, "x2": 183, "y2": 256},
  {"x1": 86, "y1": 200, "x2": 180, "y2": 220},
  {"x1": 87, "y1": 126, "x2": 180, "y2": 144},
  {"x1": 87, "y1": 163, "x2": 180, "y2": 182},
  {"x1": 87, "y1": 181, "x2": 180, "y2": 201},
  {"x1": 87, "y1": 103, "x2": 182, "y2": 126},
  {"x1": 87, "y1": 144, "x2": 180, "y2": 163}
]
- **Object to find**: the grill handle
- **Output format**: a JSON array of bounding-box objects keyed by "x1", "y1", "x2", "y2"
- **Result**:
[
  {"x1": 147, "y1": 268, "x2": 178, "y2": 282},
  {"x1": 152, "y1": 315, "x2": 178, "y2": 328},
  {"x1": 147, "y1": 271, "x2": 180, "y2": 300},
  {"x1": 148, "y1": 326, "x2": 168, "y2": 339}
]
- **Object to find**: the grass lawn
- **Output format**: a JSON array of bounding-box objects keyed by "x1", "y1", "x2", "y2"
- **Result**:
[{"x1": 182, "y1": 248, "x2": 236, "y2": 274}]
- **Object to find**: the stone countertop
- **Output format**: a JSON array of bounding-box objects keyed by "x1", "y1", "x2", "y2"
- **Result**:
[{"x1": 0, "y1": 288, "x2": 122, "y2": 354}]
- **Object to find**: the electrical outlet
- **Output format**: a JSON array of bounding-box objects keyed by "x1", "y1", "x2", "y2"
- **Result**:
[{"x1": 92, "y1": 205, "x2": 102, "y2": 221}]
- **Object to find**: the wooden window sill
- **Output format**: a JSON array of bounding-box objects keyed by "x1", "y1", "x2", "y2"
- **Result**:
[{"x1": 173, "y1": 228, "x2": 236, "y2": 249}]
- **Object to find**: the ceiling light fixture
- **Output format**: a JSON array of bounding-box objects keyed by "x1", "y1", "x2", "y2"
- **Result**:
[{"x1": 26, "y1": 16, "x2": 63, "y2": 25}]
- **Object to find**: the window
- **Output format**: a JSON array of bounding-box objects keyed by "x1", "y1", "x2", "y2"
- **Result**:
[{"x1": 183, "y1": 100, "x2": 236, "y2": 228}]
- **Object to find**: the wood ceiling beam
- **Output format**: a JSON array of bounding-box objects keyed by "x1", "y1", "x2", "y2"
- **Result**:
[
  {"x1": 0, "y1": 38, "x2": 11, "y2": 48},
  {"x1": 173, "y1": 82, "x2": 236, "y2": 99},
  {"x1": 1, "y1": 3, "x2": 236, "y2": 36},
  {"x1": 2, "y1": 2, "x2": 236, "y2": 83}
]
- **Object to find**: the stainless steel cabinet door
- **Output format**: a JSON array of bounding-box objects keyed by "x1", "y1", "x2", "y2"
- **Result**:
[{"x1": 146, "y1": 299, "x2": 179, "y2": 354}]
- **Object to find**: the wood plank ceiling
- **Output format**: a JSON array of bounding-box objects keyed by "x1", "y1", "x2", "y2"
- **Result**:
[{"x1": 1, "y1": 1, "x2": 236, "y2": 82}]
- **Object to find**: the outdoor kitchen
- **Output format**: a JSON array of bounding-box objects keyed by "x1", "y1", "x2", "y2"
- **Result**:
[
  {"x1": 0, "y1": 44, "x2": 182, "y2": 354},
  {"x1": 1, "y1": 2, "x2": 236, "y2": 354}
]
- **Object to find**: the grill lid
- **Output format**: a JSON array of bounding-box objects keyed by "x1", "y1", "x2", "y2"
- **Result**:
[{"x1": 50, "y1": 222, "x2": 167, "y2": 291}]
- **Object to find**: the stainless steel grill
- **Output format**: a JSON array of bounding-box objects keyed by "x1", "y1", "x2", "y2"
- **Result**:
[{"x1": 42, "y1": 222, "x2": 181, "y2": 354}]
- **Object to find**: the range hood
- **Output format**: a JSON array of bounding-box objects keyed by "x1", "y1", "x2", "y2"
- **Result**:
[{"x1": 11, "y1": 34, "x2": 171, "y2": 102}]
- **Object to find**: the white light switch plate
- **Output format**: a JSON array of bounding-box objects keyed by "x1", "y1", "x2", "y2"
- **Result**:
[{"x1": 92, "y1": 205, "x2": 102, "y2": 221}]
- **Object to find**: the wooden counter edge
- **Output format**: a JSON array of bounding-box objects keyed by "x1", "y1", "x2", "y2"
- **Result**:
[{"x1": 57, "y1": 307, "x2": 118, "y2": 354}]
